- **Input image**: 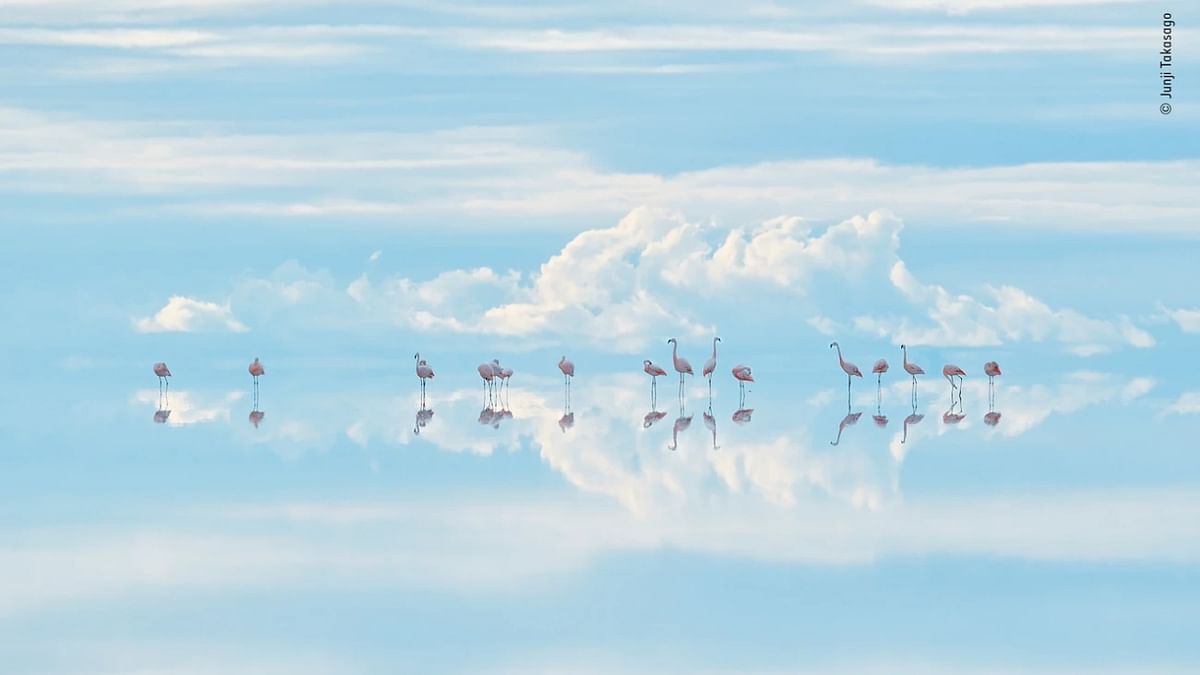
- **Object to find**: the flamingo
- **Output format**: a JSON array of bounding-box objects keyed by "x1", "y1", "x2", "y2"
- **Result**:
[
  {"x1": 984, "y1": 411, "x2": 1002, "y2": 427},
  {"x1": 491, "y1": 359, "x2": 512, "y2": 398},
  {"x1": 249, "y1": 410, "x2": 265, "y2": 428},
  {"x1": 731, "y1": 364, "x2": 753, "y2": 407},
  {"x1": 830, "y1": 342, "x2": 863, "y2": 403},
  {"x1": 154, "y1": 409, "x2": 171, "y2": 424},
  {"x1": 984, "y1": 360, "x2": 1002, "y2": 407},
  {"x1": 414, "y1": 353, "x2": 435, "y2": 400},
  {"x1": 667, "y1": 338, "x2": 692, "y2": 399},
  {"x1": 558, "y1": 355, "x2": 574, "y2": 408},
  {"x1": 153, "y1": 362, "x2": 171, "y2": 395},
  {"x1": 558, "y1": 411, "x2": 575, "y2": 433},
  {"x1": 942, "y1": 364, "x2": 966, "y2": 390},
  {"x1": 478, "y1": 361, "x2": 496, "y2": 403},
  {"x1": 901, "y1": 344, "x2": 924, "y2": 405},
  {"x1": 702, "y1": 337, "x2": 721, "y2": 394},
  {"x1": 872, "y1": 359, "x2": 889, "y2": 384},
  {"x1": 644, "y1": 359, "x2": 667, "y2": 402}
]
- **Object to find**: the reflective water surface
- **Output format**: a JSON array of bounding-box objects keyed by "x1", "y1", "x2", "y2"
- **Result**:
[{"x1": 2, "y1": 344, "x2": 1198, "y2": 673}]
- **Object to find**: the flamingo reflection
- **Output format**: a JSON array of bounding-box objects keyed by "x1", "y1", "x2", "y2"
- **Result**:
[
  {"x1": 668, "y1": 408, "x2": 693, "y2": 451},
  {"x1": 731, "y1": 408, "x2": 754, "y2": 425},
  {"x1": 643, "y1": 409, "x2": 667, "y2": 428},
  {"x1": 248, "y1": 410, "x2": 265, "y2": 428},
  {"x1": 414, "y1": 407, "x2": 433, "y2": 435},
  {"x1": 558, "y1": 410, "x2": 575, "y2": 433},
  {"x1": 154, "y1": 408, "x2": 171, "y2": 424},
  {"x1": 478, "y1": 406, "x2": 496, "y2": 426},
  {"x1": 703, "y1": 401, "x2": 719, "y2": 450},
  {"x1": 830, "y1": 410, "x2": 863, "y2": 446},
  {"x1": 901, "y1": 403, "x2": 925, "y2": 445}
]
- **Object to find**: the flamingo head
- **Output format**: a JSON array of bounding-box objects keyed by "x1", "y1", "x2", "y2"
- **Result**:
[
  {"x1": 643, "y1": 359, "x2": 652, "y2": 367},
  {"x1": 667, "y1": 338, "x2": 676, "y2": 345},
  {"x1": 492, "y1": 358, "x2": 500, "y2": 366},
  {"x1": 413, "y1": 352, "x2": 419, "y2": 360},
  {"x1": 715, "y1": 336, "x2": 721, "y2": 343},
  {"x1": 829, "y1": 341, "x2": 838, "y2": 349}
]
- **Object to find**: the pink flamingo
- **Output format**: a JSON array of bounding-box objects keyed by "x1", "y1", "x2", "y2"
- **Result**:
[
  {"x1": 667, "y1": 338, "x2": 692, "y2": 399},
  {"x1": 731, "y1": 364, "x2": 753, "y2": 407},
  {"x1": 153, "y1": 362, "x2": 172, "y2": 395},
  {"x1": 414, "y1": 353, "x2": 435, "y2": 399},
  {"x1": 558, "y1": 355, "x2": 574, "y2": 408},
  {"x1": 702, "y1": 337, "x2": 721, "y2": 394},
  {"x1": 491, "y1": 359, "x2": 512, "y2": 398},
  {"x1": 248, "y1": 357, "x2": 264, "y2": 405},
  {"x1": 984, "y1": 360, "x2": 1001, "y2": 407},
  {"x1": 901, "y1": 344, "x2": 924, "y2": 406},
  {"x1": 872, "y1": 359, "x2": 889, "y2": 384},
  {"x1": 478, "y1": 361, "x2": 496, "y2": 403},
  {"x1": 644, "y1": 359, "x2": 667, "y2": 402},
  {"x1": 942, "y1": 364, "x2": 966, "y2": 390},
  {"x1": 830, "y1": 342, "x2": 863, "y2": 402}
]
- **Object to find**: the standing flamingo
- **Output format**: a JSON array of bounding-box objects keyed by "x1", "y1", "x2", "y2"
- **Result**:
[
  {"x1": 559, "y1": 355, "x2": 575, "y2": 409},
  {"x1": 830, "y1": 342, "x2": 863, "y2": 404},
  {"x1": 942, "y1": 364, "x2": 966, "y2": 390},
  {"x1": 901, "y1": 344, "x2": 924, "y2": 406},
  {"x1": 872, "y1": 359, "x2": 889, "y2": 385},
  {"x1": 667, "y1": 338, "x2": 693, "y2": 400},
  {"x1": 984, "y1": 360, "x2": 1001, "y2": 407},
  {"x1": 644, "y1": 359, "x2": 667, "y2": 403},
  {"x1": 731, "y1": 364, "x2": 753, "y2": 407},
  {"x1": 247, "y1": 357, "x2": 265, "y2": 409},
  {"x1": 478, "y1": 361, "x2": 496, "y2": 404},
  {"x1": 414, "y1": 353, "x2": 435, "y2": 399},
  {"x1": 702, "y1": 337, "x2": 721, "y2": 395},
  {"x1": 153, "y1": 362, "x2": 172, "y2": 395}
]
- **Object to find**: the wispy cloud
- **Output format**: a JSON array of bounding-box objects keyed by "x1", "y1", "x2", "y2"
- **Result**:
[{"x1": 4, "y1": 106, "x2": 1197, "y2": 232}]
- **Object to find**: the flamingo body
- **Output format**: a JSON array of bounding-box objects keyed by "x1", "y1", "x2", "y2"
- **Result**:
[
  {"x1": 731, "y1": 365, "x2": 754, "y2": 382},
  {"x1": 248, "y1": 358, "x2": 265, "y2": 377},
  {"x1": 558, "y1": 356, "x2": 575, "y2": 378},
  {"x1": 644, "y1": 360, "x2": 667, "y2": 378},
  {"x1": 153, "y1": 362, "x2": 171, "y2": 378}
]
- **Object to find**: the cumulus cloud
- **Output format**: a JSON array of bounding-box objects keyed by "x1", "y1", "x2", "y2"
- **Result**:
[
  {"x1": 190, "y1": 208, "x2": 1155, "y2": 354},
  {"x1": 133, "y1": 295, "x2": 248, "y2": 333},
  {"x1": 853, "y1": 260, "x2": 1155, "y2": 350}
]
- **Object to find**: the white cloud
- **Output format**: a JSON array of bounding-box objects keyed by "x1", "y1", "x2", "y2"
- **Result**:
[
  {"x1": 133, "y1": 389, "x2": 243, "y2": 425},
  {"x1": 1163, "y1": 392, "x2": 1200, "y2": 417},
  {"x1": 852, "y1": 260, "x2": 1156, "y2": 349},
  {"x1": 186, "y1": 208, "x2": 1155, "y2": 354},
  {"x1": 1163, "y1": 307, "x2": 1200, "y2": 333},
  {"x1": 134, "y1": 295, "x2": 248, "y2": 333},
  {"x1": 4, "y1": 106, "x2": 1198, "y2": 234}
]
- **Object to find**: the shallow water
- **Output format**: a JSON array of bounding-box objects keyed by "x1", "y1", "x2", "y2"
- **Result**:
[{"x1": 3, "y1": 342, "x2": 1198, "y2": 674}]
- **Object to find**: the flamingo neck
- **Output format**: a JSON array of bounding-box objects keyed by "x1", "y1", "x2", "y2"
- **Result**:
[
  {"x1": 834, "y1": 342, "x2": 844, "y2": 366},
  {"x1": 672, "y1": 341, "x2": 678, "y2": 362},
  {"x1": 711, "y1": 339, "x2": 718, "y2": 359}
]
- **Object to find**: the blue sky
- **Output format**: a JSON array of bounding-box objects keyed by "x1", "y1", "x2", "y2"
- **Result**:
[{"x1": 2, "y1": 1, "x2": 1199, "y2": 673}]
